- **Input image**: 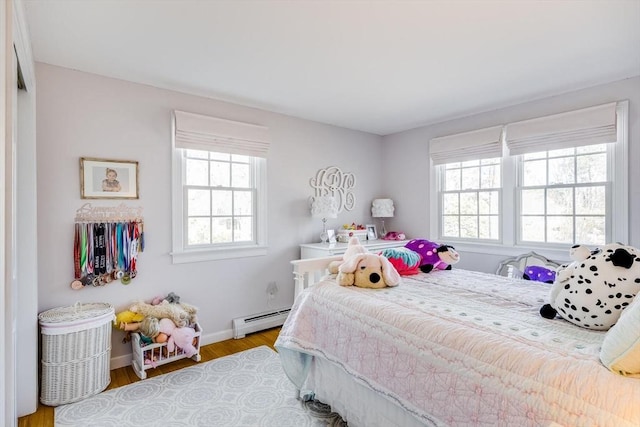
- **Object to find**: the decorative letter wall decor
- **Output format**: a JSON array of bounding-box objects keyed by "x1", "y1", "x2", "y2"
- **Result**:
[{"x1": 310, "y1": 166, "x2": 356, "y2": 212}]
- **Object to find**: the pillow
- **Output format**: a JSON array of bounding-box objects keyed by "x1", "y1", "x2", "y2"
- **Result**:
[
  {"x1": 522, "y1": 265, "x2": 556, "y2": 283},
  {"x1": 600, "y1": 295, "x2": 640, "y2": 377}
]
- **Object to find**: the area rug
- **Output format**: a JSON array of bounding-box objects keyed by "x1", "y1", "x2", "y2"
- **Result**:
[{"x1": 55, "y1": 346, "x2": 346, "y2": 426}]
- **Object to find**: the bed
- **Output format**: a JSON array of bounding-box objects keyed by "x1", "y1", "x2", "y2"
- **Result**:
[{"x1": 274, "y1": 256, "x2": 640, "y2": 427}]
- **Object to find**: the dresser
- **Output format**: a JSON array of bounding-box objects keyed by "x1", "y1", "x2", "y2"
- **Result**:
[{"x1": 300, "y1": 240, "x2": 411, "y2": 259}]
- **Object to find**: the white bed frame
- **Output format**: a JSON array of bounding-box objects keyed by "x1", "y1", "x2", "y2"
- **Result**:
[{"x1": 291, "y1": 255, "x2": 342, "y2": 298}]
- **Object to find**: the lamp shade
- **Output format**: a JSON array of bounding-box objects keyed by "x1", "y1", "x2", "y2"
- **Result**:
[
  {"x1": 372, "y1": 199, "x2": 394, "y2": 218},
  {"x1": 311, "y1": 196, "x2": 338, "y2": 219}
]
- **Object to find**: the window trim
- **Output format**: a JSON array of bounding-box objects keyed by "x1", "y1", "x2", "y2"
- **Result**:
[
  {"x1": 438, "y1": 159, "x2": 502, "y2": 242},
  {"x1": 430, "y1": 100, "x2": 628, "y2": 260},
  {"x1": 171, "y1": 148, "x2": 268, "y2": 264},
  {"x1": 515, "y1": 146, "x2": 611, "y2": 248}
]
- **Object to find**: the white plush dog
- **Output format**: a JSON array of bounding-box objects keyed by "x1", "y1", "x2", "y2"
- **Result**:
[{"x1": 328, "y1": 236, "x2": 369, "y2": 274}]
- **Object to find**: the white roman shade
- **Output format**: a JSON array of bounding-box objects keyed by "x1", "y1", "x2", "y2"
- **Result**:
[
  {"x1": 429, "y1": 125, "x2": 504, "y2": 165},
  {"x1": 505, "y1": 102, "x2": 617, "y2": 155},
  {"x1": 173, "y1": 110, "x2": 270, "y2": 158}
]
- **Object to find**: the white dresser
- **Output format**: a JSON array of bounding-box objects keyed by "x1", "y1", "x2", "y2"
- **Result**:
[{"x1": 300, "y1": 240, "x2": 411, "y2": 259}]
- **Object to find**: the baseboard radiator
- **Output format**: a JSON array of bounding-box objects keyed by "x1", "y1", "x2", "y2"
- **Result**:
[{"x1": 232, "y1": 307, "x2": 291, "y2": 339}]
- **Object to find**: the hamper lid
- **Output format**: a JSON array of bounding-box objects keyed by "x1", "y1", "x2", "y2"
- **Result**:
[{"x1": 39, "y1": 302, "x2": 114, "y2": 326}]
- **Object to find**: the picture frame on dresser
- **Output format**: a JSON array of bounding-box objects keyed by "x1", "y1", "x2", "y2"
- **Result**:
[
  {"x1": 327, "y1": 229, "x2": 337, "y2": 243},
  {"x1": 366, "y1": 224, "x2": 377, "y2": 241}
]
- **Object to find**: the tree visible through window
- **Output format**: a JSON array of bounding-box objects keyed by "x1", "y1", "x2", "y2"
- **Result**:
[
  {"x1": 184, "y1": 149, "x2": 256, "y2": 247},
  {"x1": 519, "y1": 144, "x2": 608, "y2": 245},
  {"x1": 433, "y1": 101, "x2": 627, "y2": 251},
  {"x1": 441, "y1": 158, "x2": 501, "y2": 240}
]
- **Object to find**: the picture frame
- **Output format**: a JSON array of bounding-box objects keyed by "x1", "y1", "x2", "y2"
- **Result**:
[
  {"x1": 366, "y1": 224, "x2": 378, "y2": 241},
  {"x1": 327, "y1": 229, "x2": 337, "y2": 244},
  {"x1": 80, "y1": 157, "x2": 139, "y2": 199}
]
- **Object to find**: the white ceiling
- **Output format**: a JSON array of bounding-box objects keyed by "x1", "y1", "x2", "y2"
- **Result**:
[{"x1": 23, "y1": 0, "x2": 640, "y2": 135}]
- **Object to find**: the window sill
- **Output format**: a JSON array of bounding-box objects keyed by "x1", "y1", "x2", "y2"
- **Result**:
[
  {"x1": 171, "y1": 245, "x2": 267, "y2": 264},
  {"x1": 449, "y1": 241, "x2": 571, "y2": 263}
]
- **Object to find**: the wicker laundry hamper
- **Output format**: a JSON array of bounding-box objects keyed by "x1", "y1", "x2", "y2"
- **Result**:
[{"x1": 38, "y1": 302, "x2": 115, "y2": 406}]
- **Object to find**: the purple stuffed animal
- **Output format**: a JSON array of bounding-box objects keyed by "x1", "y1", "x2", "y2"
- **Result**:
[
  {"x1": 405, "y1": 239, "x2": 460, "y2": 273},
  {"x1": 522, "y1": 265, "x2": 556, "y2": 283}
]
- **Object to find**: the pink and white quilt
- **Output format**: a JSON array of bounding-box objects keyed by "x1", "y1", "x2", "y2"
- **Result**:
[{"x1": 276, "y1": 269, "x2": 640, "y2": 426}]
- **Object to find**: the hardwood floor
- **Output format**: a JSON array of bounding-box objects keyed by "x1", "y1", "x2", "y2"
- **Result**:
[{"x1": 18, "y1": 327, "x2": 281, "y2": 427}]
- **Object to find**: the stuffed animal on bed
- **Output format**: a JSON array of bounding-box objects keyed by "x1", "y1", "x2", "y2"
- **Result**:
[
  {"x1": 326, "y1": 237, "x2": 401, "y2": 287},
  {"x1": 379, "y1": 247, "x2": 421, "y2": 275},
  {"x1": 522, "y1": 265, "x2": 556, "y2": 283},
  {"x1": 539, "y1": 243, "x2": 640, "y2": 330},
  {"x1": 337, "y1": 252, "x2": 401, "y2": 288},
  {"x1": 405, "y1": 239, "x2": 460, "y2": 273},
  {"x1": 328, "y1": 236, "x2": 369, "y2": 274}
]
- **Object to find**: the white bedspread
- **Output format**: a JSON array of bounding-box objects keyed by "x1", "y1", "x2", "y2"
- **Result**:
[{"x1": 275, "y1": 269, "x2": 640, "y2": 426}]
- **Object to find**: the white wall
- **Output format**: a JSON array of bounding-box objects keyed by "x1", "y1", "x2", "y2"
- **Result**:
[
  {"x1": 35, "y1": 63, "x2": 383, "y2": 363},
  {"x1": 382, "y1": 76, "x2": 640, "y2": 273},
  {"x1": 34, "y1": 62, "x2": 640, "y2": 368}
]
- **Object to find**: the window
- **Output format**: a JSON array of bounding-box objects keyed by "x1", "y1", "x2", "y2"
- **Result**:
[
  {"x1": 171, "y1": 111, "x2": 269, "y2": 263},
  {"x1": 441, "y1": 158, "x2": 501, "y2": 240},
  {"x1": 184, "y1": 150, "x2": 258, "y2": 246},
  {"x1": 518, "y1": 145, "x2": 608, "y2": 246},
  {"x1": 431, "y1": 101, "x2": 628, "y2": 255},
  {"x1": 430, "y1": 125, "x2": 504, "y2": 243}
]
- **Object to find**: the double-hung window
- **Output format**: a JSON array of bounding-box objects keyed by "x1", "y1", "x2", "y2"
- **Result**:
[
  {"x1": 432, "y1": 101, "x2": 628, "y2": 253},
  {"x1": 441, "y1": 158, "x2": 501, "y2": 240},
  {"x1": 171, "y1": 111, "x2": 269, "y2": 263},
  {"x1": 431, "y1": 125, "x2": 504, "y2": 243},
  {"x1": 517, "y1": 145, "x2": 609, "y2": 246}
]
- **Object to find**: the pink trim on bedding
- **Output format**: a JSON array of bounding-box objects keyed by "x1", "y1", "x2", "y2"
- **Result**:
[{"x1": 276, "y1": 269, "x2": 640, "y2": 427}]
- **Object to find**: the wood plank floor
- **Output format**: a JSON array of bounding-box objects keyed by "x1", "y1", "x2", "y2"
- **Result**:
[{"x1": 18, "y1": 327, "x2": 281, "y2": 427}]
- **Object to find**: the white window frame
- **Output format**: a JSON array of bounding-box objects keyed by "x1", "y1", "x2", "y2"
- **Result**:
[
  {"x1": 515, "y1": 145, "x2": 611, "y2": 248},
  {"x1": 438, "y1": 159, "x2": 503, "y2": 243},
  {"x1": 430, "y1": 101, "x2": 628, "y2": 260},
  {"x1": 171, "y1": 148, "x2": 267, "y2": 264}
]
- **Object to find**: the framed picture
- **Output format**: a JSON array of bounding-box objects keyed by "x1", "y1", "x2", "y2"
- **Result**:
[
  {"x1": 327, "y1": 229, "x2": 337, "y2": 244},
  {"x1": 366, "y1": 224, "x2": 378, "y2": 241},
  {"x1": 80, "y1": 157, "x2": 139, "y2": 199}
]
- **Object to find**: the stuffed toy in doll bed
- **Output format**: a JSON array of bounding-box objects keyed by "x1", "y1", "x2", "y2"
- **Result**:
[{"x1": 129, "y1": 300, "x2": 198, "y2": 328}]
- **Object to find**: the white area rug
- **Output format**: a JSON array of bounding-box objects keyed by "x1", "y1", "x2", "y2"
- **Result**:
[{"x1": 55, "y1": 346, "x2": 346, "y2": 426}]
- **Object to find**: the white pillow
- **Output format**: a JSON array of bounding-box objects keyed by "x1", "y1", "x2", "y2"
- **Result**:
[{"x1": 600, "y1": 295, "x2": 640, "y2": 377}]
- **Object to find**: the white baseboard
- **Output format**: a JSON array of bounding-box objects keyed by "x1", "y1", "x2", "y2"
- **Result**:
[{"x1": 108, "y1": 328, "x2": 235, "y2": 370}]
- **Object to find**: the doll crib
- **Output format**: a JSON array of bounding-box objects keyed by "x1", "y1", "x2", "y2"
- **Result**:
[{"x1": 130, "y1": 322, "x2": 202, "y2": 379}]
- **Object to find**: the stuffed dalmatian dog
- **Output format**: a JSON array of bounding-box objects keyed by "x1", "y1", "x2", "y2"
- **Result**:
[{"x1": 540, "y1": 243, "x2": 640, "y2": 330}]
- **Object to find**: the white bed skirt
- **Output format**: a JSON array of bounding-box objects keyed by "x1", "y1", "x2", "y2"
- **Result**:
[
  {"x1": 278, "y1": 346, "x2": 438, "y2": 427},
  {"x1": 307, "y1": 355, "x2": 438, "y2": 427}
]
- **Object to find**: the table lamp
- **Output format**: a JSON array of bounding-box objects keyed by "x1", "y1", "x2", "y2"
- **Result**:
[
  {"x1": 371, "y1": 198, "x2": 394, "y2": 237},
  {"x1": 311, "y1": 195, "x2": 338, "y2": 243}
]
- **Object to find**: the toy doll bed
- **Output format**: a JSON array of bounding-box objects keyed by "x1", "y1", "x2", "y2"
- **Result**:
[{"x1": 275, "y1": 256, "x2": 640, "y2": 427}]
